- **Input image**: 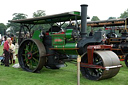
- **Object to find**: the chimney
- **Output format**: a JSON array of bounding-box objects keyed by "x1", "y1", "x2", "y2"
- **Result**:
[{"x1": 80, "y1": 4, "x2": 88, "y2": 38}]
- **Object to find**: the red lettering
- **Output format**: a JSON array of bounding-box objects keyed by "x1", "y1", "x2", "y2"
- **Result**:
[{"x1": 54, "y1": 39, "x2": 62, "y2": 42}]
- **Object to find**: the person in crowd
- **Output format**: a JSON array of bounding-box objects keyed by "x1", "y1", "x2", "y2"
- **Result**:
[
  {"x1": 89, "y1": 30, "x2": 93, "y2": 36},
  {"x1": 9, "y1": 40, "x2": 16, "y2": 64},
  {"x1": 1, "y1": 36, "x2": 5, "y2": 46},
  {"x1": 3, "y1": 37, "x2": 11, "y2": 67},
  {"x1": 12, "y1": 37, "x2": 16, "y2": 45}
]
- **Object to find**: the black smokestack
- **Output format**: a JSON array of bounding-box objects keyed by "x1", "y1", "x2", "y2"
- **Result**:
[{"x1": 80, "y1": 4, "x2": 88, "y2": 38}]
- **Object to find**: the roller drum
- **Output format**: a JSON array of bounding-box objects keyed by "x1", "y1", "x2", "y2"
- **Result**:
[
  {"x1": 80, "y1": 51, "x2": 121, "y2": 80},
  {"x1": 95, "y1": 51, "x2": 120, "y2": 80}
]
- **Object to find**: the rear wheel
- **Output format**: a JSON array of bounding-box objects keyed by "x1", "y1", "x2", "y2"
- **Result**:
[
  {"x1": 18, "y1": 39, "x2": 46, "y2": 72},
  {"x1": 80, "y1": 51, "x2": 120, "y2": 80}
]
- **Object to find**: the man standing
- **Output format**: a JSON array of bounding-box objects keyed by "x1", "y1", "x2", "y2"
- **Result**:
[{"x1": 3, "y1": 38, "x2": 11, "y2": 67}]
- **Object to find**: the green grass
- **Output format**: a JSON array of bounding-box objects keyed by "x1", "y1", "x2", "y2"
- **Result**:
[
  {"x1": 0, "y1": 46, "x2": 3, "y2": 55},
  {"x1": 0, "y1": 46, "x2": 128, "y2": 85}
]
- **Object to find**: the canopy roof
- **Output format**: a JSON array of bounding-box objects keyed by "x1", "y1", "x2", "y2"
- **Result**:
[
  {"x1": 87, "y1": 18, "x2": 128, "y2": 27},
  {"x1": 9, "y1": 11, "x2": 89, "y2": 24}
]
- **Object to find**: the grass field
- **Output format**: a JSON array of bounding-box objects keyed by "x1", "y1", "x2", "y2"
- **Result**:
[{"x1": 0, "y1": 46, "x2": 128, "y2": 85}]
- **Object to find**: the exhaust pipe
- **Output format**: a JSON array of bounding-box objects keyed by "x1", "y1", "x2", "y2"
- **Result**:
[{"x1": 80, "y1": 4, "x2": 88, "y2": 38}]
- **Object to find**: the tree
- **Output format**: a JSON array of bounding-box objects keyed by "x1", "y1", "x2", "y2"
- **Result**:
[
  {"x1": 0, "y1": 23, "x2": 7, "y2": 35},
  {"x1": 33, "y1": 10, "x2": 46, "y2": 17},
  {"x1": 7, "y1": 13, "x2": 28, "y2": 34},
  {"x1": 91, "y1": 16, "x2": 100, "y2": 21},
  {"x1": 120, "y1": 9, "x2": 128, "y2": 18},
  {"x1": 90, "y1": 16, "x2": 104, "y2": 33},
  {"x1": 32, "y1": 10, "x2": 50, "y2": 31},
  {"x1": 12, "y1": 13, "x2": 28, "y2": 20},
  {"x1": 108, "y1": 17, "x2": 116, "y2": 20}
]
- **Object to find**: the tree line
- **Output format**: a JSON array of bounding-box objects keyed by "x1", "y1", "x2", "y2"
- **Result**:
[{"x1": 0, "y1": 9, "x2": 128, "y2": 36}]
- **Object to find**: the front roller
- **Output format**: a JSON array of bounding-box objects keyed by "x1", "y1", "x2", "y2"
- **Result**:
[
  {"x1": 80, "y1": 51, "x2": 121, "y2": 80},
  {"x1": 18, "y1": 39, "x2": 46, "y2": 72}
]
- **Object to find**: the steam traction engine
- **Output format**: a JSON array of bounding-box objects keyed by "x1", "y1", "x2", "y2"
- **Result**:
[
  {"x1": 87, "y1": 18, "x2": 128, "y2": 67},
  {"x1": 9, "y1": 4, "x2": 122, "y2": 80}
]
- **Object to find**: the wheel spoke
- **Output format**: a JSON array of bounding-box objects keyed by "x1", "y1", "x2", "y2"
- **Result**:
[
  {"x1": 30, "y1": 43, "x2": 34, "y2": 52},
  {"x1": 32, "y1": 57, "x2": 39, "y2": 63},
  {"x1": 24, "y1": 54, "x2": 29, "y2": 63},
  {"x1": 29, "y1": 60, "x2": 33, "y2": 69},
  {"x1": 24, "y1": 45, "x2": 30, "y2": 52},
  {"x1": 22, "y1": 53, "x2": 29, "y2": 63},
  {"x1": 95, "y1": 61, "x2": 102, "y2": 65},
  {"x1": 24, "y1": 49, "x2": 29, "y2": 53},
  {"x1": 33, "y1": 51, "x2": 39, "y2": 55}
]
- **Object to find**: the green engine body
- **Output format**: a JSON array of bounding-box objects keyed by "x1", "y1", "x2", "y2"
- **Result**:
[
  {"x1": 32, "y1": 29, "x2": 79, "y2": 55},
  {"x1": 51, "y1": 29, "x2": 78, "y2": 55}
]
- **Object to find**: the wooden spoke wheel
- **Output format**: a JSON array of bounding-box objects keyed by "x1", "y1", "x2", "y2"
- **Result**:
[
  {"x1": 18, "y1": 39, "x2": 46, "y2": 72},
  {"x1": 80, "y1": 51, "x2": 120, "y2": 80}
]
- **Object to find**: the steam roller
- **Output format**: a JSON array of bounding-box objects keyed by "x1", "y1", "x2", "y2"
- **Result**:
[
  {"x1": 80, "y1": 46, "x2": 121, "y2": 80},
  {"x1": 9, "y1": 4, "x2": 122, "y2": 81}
]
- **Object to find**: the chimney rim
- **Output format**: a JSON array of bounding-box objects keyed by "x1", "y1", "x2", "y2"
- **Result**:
[{"x1": 81, "y1": 4, "x2": 88, "y2": 7}]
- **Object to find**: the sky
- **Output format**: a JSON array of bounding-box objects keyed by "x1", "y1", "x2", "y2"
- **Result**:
[{"x1": 0, "y1": 0, "x2": 128, "y2": 25}]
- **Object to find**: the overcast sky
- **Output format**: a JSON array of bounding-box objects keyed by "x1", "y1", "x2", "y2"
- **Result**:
[{"x1": 0, "y1": 0, "x2": 128, "y2": 24}]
